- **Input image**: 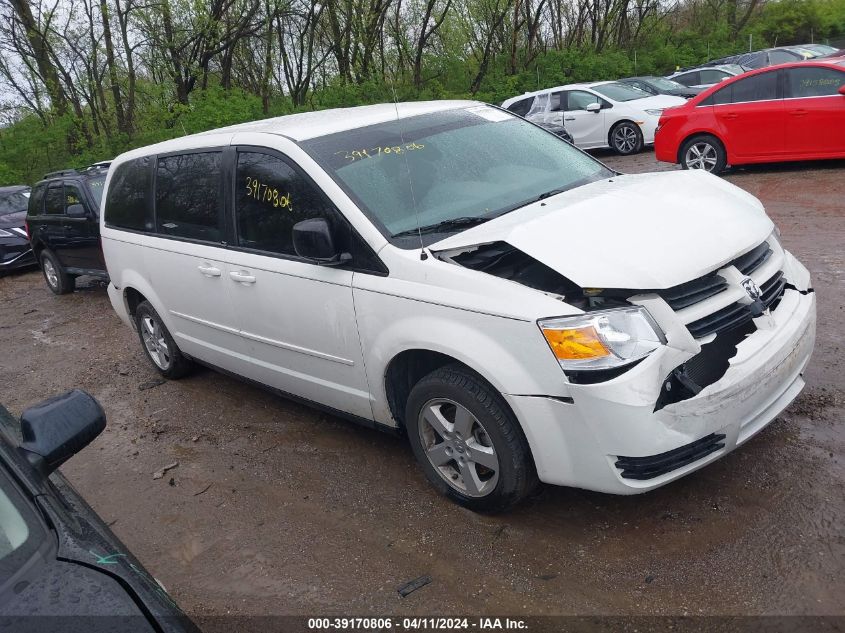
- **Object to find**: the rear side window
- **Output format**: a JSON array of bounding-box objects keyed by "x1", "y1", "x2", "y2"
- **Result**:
[
  {"x1": 105, "y1": 158, "x2": 152, "y2": 231},
  {"x1": 155, "y1": 152, "x2": 223, "y2": 242},
  {"x1": 235, "y1": 151, "x2": 336, "y2": 256},
  {"x1": 43, "y1": 185, "x2": 64, "y2": 215},
  {"x1": 506, "y1": 97, "x2": 534, "y2": 117},
  {"x1": 786, "y1": 67, "x2": 845, "y2": 97},
  {"x1": 27, "y1": 185, "x2": 46, "y2": 217},
  {"x1": 674, "y1": 72, "x2": 698, "y2": 87}
]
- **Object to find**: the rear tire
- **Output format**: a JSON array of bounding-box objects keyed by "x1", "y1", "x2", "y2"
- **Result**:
[
  {"x1": 405, "y1": 364, "x2": 538, "y2": 512},
  {"x1": 680, "y1": 134, "x2": 727, "y2": 174},
  {"x1": 135, "y1": 301, "x2": 193, "y2": 379},
  {"x1": 610, "y1": 121, "x2": 644, "y2": 155},
  {"x1": 40, "y1": 250, "x2": 74, "y2": 295}
]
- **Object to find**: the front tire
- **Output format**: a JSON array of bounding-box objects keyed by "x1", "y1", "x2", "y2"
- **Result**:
[
  {"x1": 610, "y1": 121, "x2": 644, "y2": 155},
  {"x1": 405, "y1": 364, "x2": 537, "y2": 512},
  {"x1": 135, "y1": 301, "x2": 193, "y2": 379},
  {"x1": 680, "y1": 134, "x2": 726, "y2": 174},
  {"x1": 40, "y1": 250, "x2": 75, "y2": 295}
]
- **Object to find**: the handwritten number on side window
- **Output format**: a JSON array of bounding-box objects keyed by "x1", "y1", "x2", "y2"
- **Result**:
[
  {"x1": 334, "y1": 142, "x2": 425, "y2": 162},
  {"x1": 245, "y1": 176, "x2": 293, "y2": 211}
]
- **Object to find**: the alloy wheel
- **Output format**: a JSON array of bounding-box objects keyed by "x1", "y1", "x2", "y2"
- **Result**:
[
  {"x1": 141, "y1": 316, "x2": 171, "y2": 370},
  {"x1": 417, "y1": 398, "x2": 499, "y2": 498},
  {"x1": 684, "y1": 142, "x2": 718, "y2": 171},
  {"x1": 43, "y1": 258, "x2": 58, "y2": 290},
  {"x1": 613, "y1": 125, "x2": 638, "y2": 153}
]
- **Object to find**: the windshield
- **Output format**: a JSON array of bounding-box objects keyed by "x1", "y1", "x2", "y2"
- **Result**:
[
  {"x1": 0, "y1": 190, "x2": 30, "y2": 216},
  {"x1": 592, "y1": 82, "x2": 651, "y2": 102},
  {"x1": 86, "y1": 176, "x2": 106, "y2": 209},
  {"x1": 301, "y1": 106, "x2": 611, "y2": 244},
  {"x1": 647, "y1": 77, "x2": 687, "y2": 91}
]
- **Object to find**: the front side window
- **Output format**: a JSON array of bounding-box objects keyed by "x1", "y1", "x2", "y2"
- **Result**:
[
  {"x1": 0, "y1": 464, "x2": 45, "y2": 583},
  {"x1": 567, "y1": 90, "x2": 601, "y2": 110},
  {"x1": 235, "y1": 151, "x2": 337, "y2": 256},
  {"x1": 674, "y1": 72, "x2": 698, "y2": 87},
  {"x1": 104, "y1": 157, "x2": 152, "y2": 231},
  {"x1": 700, "y1": 69, "x2": 730, "y2": 84},
  {"x1": 727, "y1": 71, "x2": 779, "y2": 103},
  {"x1": 301, "y1": 106, "x2": 611, "y2": 246},
  {"x1": 786, "y1": 67, "x2": 845, "y2": 97},
  {"x1": 86, "y1": 176, "x2": 106, "y2": 210},
  {"x1": 155, "y1": 152, "x2": 223, "y2": 242},
  {"x1": 43, "y1": 185, "x2": 64, "y2": 215}
]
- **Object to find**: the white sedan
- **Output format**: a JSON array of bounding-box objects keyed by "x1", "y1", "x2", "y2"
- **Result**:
[{"x1": 502, "y1": 81, "x2": 686, "y2": 154}]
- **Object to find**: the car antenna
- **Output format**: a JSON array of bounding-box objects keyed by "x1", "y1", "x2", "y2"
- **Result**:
[{"x1": 389, "y1": 81, "x2": 427, "y2": 261}]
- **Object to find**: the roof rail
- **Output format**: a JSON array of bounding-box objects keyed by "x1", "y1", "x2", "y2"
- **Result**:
[{"x1": 43, "y1": 169, "x2": 79, "y2": 179}]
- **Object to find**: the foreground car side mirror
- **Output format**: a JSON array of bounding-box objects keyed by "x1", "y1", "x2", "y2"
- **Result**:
[
  {"x1": 66, "y1": 204, "x2": 86, "y2": 218},
  {"x1": 19, "y1": 390, "x2": 106, "y2": 474},
  {"x1": 292, "y1": 218, "x2": 352, "y2": 266},
  {"x1": 586, "y1": 102, "x2": 601, "y2": 113}
]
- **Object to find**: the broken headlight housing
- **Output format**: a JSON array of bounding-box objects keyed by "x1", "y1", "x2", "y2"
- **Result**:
[{"x1": 539, "y1": 307, "x2": 666, "y2": 373}]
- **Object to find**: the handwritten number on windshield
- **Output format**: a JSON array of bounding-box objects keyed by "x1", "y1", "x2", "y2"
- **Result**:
[{"x1": 335, "y1": 143, "x2": 425, "y2": 162}]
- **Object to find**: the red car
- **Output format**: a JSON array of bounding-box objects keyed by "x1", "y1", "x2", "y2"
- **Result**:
[{"x1": 654, "y1": 59, "x2": 845, "y2": 173}]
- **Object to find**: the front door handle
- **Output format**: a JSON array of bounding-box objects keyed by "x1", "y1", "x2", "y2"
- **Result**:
[
  {"x1": 564, "y1": 116, "x2": 576, "y2": 121},
  {"x1": 229, "y1": 270, "x2": 256, "y2": 284},
  {"x1": 790, "y1": 109, "x2": 808, "y2": 116},
  {"x1": 722, "y1": 113, "x2": 739, "y2": 120},
  {"x1": 197, "y1": 264, "x2": 222, "y2": 277}
]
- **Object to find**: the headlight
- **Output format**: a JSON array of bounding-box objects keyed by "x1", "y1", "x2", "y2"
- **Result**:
[
  {"x1": 0, "y1": 228, "x2": 13, "y2": 238},
  {"x1": 644, "y1": 108, "x2": 664, "y2": 117},
  {"x1": 539, "y1": 307, "x2": 666, "y2": 372}
]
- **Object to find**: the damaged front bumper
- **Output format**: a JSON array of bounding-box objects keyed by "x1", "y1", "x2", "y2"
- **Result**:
[{"x1": 505, "y1": 259, "x2": 816, "y2": 494}]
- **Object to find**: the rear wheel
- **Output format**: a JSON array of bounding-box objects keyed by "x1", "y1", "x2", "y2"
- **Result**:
[
  {"x1": 680, "y1": 134, "x2": 727, "y2": 174},
  {"x1": 405, "y1": 364, "x2": 537, "y2": 512},
  {"x1": 40, "y1": 250, "x2": 74, "y2": 295},
  {"x1": 610, "y1": 121, "x2": 644, "y2": 155},
  {"x1": 135, "y1": 301, "x2": 193, "y2": 379}
]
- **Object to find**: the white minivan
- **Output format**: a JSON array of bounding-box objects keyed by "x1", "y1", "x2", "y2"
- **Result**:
[{"x1": 101, "y1": 101, "x2": 816, "y2": 511}]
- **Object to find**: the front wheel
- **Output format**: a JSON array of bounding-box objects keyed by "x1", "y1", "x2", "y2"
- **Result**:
[
  {"x1": 135, "y1": 301, "x2": 193, "y2": 379},
  {"x1": 405, "y1": 364, "x2": 538, "y2": 512},
  {"x1": 610, "y1": 121, "x2": 644, "y2": 155},
  {"x1": 680, "y1": 134, "x2": 727, "y2": 174}
]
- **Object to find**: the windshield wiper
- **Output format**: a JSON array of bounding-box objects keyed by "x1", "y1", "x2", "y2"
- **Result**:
[{"x1": 393, "y1": 216, "x2": 490, "y2": 238}]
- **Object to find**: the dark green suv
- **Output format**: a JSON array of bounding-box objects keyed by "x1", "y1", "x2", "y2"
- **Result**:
[{"x1": 26, "y1": 163, "x2": 110, "y2": 294}]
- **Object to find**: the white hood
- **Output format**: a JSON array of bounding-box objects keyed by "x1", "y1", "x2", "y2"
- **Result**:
[
  {"x1": 431, "y1": 170, "x2": 774, "y2": 290},
  {"x1": 627, "y1": 94, "x2": 687, "y2": 111}
]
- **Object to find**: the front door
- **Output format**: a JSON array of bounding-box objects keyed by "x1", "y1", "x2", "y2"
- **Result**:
[
  {"x1": 60, "y1": 182, "x2": 101, "y2": 270},
  {"x1": 225, "y1": 146, "x2": 373, "y2": 419},
  {"x1": 562, "y1": 90, "x2": 607, "y2": 148},
  {"x1": 712, "y1": 69, "x2": 784, "y2": 160},
  {"x1": 38, "y1": 184, "x2": 71, "y2": 265}
]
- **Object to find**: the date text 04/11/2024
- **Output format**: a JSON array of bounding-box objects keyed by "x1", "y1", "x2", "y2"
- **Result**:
[{"x1": 307, "y1": 617, "x2": 528, "y2": 630}]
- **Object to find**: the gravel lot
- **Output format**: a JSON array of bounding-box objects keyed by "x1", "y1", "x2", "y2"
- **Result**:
[{"x1": 0, "y1": 152, "x2": 843, "y2": 618}]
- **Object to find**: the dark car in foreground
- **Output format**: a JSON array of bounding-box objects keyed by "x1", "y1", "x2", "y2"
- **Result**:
[
  {"x1": 0, "y1": 186, "x2": 35, "y2": 275},
  {"x1": 619, "y1": 76, "x2": 702, "y2": 99},
  {"x1": 26, "y1": 163, "x2": 110, "y2": 294},
  {"x1": 0, "y1": 391, "x2": 197, "y2": 632}
]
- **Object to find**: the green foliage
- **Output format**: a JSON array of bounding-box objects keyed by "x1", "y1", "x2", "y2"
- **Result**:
[{"x1": 1, "y1": 0, "x2": 842, "y2": 187}]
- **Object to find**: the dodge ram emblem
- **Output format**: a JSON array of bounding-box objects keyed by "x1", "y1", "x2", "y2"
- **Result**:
[{"x1": 741, "y1": 277, "x2": 762, "y2": 301}]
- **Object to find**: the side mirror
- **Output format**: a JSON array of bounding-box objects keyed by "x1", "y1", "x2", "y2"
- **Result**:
[
  {"x1": 292, "y1": 218, "x2": 352, "y2": 266},
  {"x1": 838, "y1": 85, "x2": 845, "y2": 96},
  {"x1": 586, "y1": 102, "x2": 601, "y2": 113},
  {"x1": 66, "y1": 204, "x2": 86, "y2": 218},
  {"x1": 19, "y1": 390, "x2": 106, "y2": 474}
]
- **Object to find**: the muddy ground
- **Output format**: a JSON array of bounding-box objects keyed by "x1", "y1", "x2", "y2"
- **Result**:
[{"x1": 0, "y1": 152, "x2": 843, "y2": 619}]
